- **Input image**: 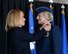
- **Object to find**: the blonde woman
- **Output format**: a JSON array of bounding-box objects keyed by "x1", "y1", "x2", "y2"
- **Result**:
[
  {"x1": 36, "y1": 7, "x2": 61, "y2": 54},
  {"x1": 5, "y1": 9, "x2": 47, "y2": 54}
]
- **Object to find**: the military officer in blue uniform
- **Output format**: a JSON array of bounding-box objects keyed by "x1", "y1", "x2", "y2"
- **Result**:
[{"x1": 35, "y1": 7, "x2": 61, "y2": 54}]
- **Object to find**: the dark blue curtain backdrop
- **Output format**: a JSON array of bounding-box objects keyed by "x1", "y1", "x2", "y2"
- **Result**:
[{"x1": 0, "y1": 0, "x2": 68, "y2": 54}]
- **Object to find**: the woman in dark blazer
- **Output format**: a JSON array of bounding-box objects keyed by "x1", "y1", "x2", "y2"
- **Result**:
[
  {"x1": 35, "y1": 7, "x2": 61, "y2": 54},
  {"x1": 5, "y1": 9, "x2": 47, "y2": 54}
]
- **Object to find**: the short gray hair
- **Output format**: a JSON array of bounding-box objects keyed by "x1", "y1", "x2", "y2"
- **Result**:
[{"x1": 42, "y1": 11, "x2": 53, "y2": 22}]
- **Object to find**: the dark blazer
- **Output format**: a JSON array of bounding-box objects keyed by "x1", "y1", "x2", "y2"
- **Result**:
[
  {"x1": 36, "y1": 25, "x2": 61, "y2": 54},
  {"x1": 7, "y1": 27, "x2": 46, "y2": 54}
]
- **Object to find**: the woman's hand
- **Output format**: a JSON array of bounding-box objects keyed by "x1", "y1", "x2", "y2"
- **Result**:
[{"x1": 40, "y1": 22, "x2": 51, "y2": 31}]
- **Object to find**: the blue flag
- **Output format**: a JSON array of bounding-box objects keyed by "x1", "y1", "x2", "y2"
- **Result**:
[
  {"x1": 29, "y1": 4, "x2": 36, "y2": 54},
  {"x1": 29, "y1": 9, "x2": 34, "y2": 33},
  {"x1": 67, "y1": 44, "x2": 68, "y2": 54},
  {"x1": 61, "y1": 10, "x2": 67, "y2": 54}
]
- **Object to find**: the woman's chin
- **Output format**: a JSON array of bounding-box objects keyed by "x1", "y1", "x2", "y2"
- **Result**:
[
  {"x1": 23, "y1": 24, "x2": 25, "y2": 26},
  {"x1": 38, "y1": 22, "x2": 41, "y2": 24}
]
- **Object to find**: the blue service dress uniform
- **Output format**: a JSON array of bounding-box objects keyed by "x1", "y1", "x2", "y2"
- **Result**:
[
  {"x1": 7, "y1": 26, "x2": 46, "y2": 54},
  {"x1": 36, "y1": 25, "x2": 61, "y2": 54}
]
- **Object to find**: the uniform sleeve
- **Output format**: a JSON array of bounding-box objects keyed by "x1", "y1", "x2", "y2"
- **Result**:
[
  {"x1": 52, "y1": 25, "x2": 61, "y2": 54},
  {"x1": 15, "y1": 28, "x2": 47, "y2": 42}
]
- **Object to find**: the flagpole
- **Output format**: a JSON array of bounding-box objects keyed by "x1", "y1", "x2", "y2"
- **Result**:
[
  {"x1": 61, "y1": 4, "x2": 67, "y2": 54},
  {"x1": 30, "y1": 3, "x2": 33, "y2": 14},
  {"x1": 61, "y1": 5, "x2": 65, "y2": 15},
  {"x1": 49, "y1": 0, "x2": 54, "y2": 26},
  {"x1": 49, "y1": 0, "x2": 53, "y2": 10},
  {"x1": 29, "y1": 1, "x2": 34, "y2": 34},
  {"x1": 28, "y1": 0, "x2": 36, "y2": 54}
]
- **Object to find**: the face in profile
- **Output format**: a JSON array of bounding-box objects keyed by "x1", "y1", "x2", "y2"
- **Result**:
[
  {"x1": 18, "y1": 12, "x2": 26, "y2": 27},
  {"x1": 36, "y1": 12, "x2": 52, "y2": 31},
  {"x1": 36, "y1": 12, "x2": 50, "y2": 25}
]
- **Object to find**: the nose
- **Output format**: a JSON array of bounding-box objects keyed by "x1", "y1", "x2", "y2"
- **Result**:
[{"x1": 36, "y1": 16, "x2": 39, "y2": 20}]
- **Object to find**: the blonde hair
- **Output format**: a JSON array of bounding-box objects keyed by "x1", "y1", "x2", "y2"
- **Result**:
[
  {"x1": 5, "y1": 9, "x2": 23, "y2": 32},
  {"x1": 42, "y1": 11, "x2": 53, "y2": 22}
]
